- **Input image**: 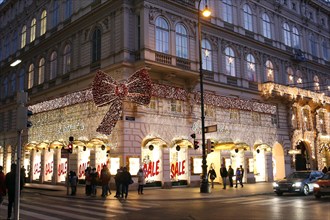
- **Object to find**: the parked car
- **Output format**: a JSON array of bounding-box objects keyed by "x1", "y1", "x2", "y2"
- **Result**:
[
  {"x1": 273, "y1": 170, "x2": 324, "y2": 196},
  {"x1": 313, "y1": 171, "x2": 330, "y2": 198}
]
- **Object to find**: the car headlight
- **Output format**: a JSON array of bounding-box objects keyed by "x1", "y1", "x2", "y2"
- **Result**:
[
  {"x1": 313, "y1": 183, "x2": 320, "y2": 188},
  {"x1": 293, "y1": 182, "x2": 302, "y2": 187},
  {"x1": 273, "y1": 182, "x2": 279, "y2": 187}
]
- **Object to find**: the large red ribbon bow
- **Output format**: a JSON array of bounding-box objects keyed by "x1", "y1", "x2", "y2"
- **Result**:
[{"x1": 92, "y1": 68, "x2": 152, "y2": 135}]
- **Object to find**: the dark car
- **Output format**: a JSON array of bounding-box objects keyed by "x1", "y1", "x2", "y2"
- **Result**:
[
  {"x1": 273, "y1": 170, "x2": 323, "y2": 196},
  {"x1": 313, "y1": 171, "x2": 330, "y2": 198}
]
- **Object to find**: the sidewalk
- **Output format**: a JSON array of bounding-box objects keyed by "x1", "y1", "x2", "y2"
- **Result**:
[{"x1": 24, "y1": 182, "x2": 274, "y2": 201}]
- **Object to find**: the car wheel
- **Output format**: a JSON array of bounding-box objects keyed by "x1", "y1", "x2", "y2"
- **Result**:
[
  {"x1": 275, "y1": 191, "x2": 283, "y2": 196},
  {"x1": 314, "y1": 194, "x2": 321, "y2": 199},
  {"x1": 302, "y1": 185, "x2": 309, "y2": 196}
]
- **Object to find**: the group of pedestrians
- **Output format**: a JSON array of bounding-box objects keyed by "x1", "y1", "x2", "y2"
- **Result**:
[
  {"x1": 208, "y1": 163, "x2": 244, "y2": 189},
  {"x1": 114, "y1": 167, "x2": 133, "y2": 199},
  {"x1": 0, "y1": 164, "x2": 24, "y2": 220},
  {"x1": 83, "y1": 165, "x2": 111, "y2": 197}
]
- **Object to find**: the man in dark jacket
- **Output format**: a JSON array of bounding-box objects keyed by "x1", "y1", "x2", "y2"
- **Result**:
[
  {"x1": 220, "y1": 164, "x2": 228, "y2": 189},
  {"x1": 121, "y1": 167, "x2": 132, "y2": 199},
  {"x1": 5, "y1": 163, "x2": 23, "y2": 219}
]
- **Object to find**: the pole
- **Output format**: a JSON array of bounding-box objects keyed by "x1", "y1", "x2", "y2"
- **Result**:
[
  {"x1": 14, "y1": 130, "x2": 22, "y2": 220},
  {"x1": 198, "y1": 0, "x2": 210, "y2": 193},
  {"x1": 66, "y1": 154, "x2": 70, "y2": 196}
]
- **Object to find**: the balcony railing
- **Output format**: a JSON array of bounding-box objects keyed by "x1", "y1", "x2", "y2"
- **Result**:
[
  {"x1": 176, "y1": 57, "x2": 191, "y2": 70},
  {"x1": 155, "y1": 52, "x2": 172, "y2": 65}
]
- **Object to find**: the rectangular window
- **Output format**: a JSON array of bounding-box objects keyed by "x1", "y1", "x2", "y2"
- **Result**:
[{"x1": 251, "y1": 112, "x2": 261, "y2": 126}]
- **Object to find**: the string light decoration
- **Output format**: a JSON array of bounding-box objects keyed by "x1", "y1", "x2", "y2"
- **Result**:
[{"x1": 92, "y1": 68, "x2": 152, "y2": 135}]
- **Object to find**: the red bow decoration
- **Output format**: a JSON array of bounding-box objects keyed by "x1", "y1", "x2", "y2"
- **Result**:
[{"x1": 92, "y1": 68, "x2": 152, "y2": 135}]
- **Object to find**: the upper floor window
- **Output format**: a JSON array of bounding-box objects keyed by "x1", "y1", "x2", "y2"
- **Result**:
[
  {"x1": 175, "y1": 23, "x2": 188, "y2": 59},
  {"x1": 12, "y1": 31, "x2": 18, "y2": 54},
  {"x1": 283, "y1": 23, "x2": 291, "y2": 46},
  {"x1": 52, "y1": 1, "x2": 59, "y2": 28},
  {"x1": 202, "y1": 39, "x2": 212, "y2": 71},
  {"x1": 287, "y1": 67, "x2": 294, "y2": 85},
  {"x1": 40, "y1": 10, "x2": 47, "y2": 36},
  {"x1": 296, "y1": 70, "x2": 303, "y2": 87},
  {"x1": 10, "y1": 74, "x2": 16, "y2": 95},
  {"x1": 223, "y1": 0, "x2": 233, "y2": 24},
  {"x1": 18, "y1": 68, "x2": 24, "y2": 91},
  {"x1": 64, "y1": 0, "x2": 73, "y2": 20},
  {"x1": 2, "y1": 77, "x2": 8, "y2": 98},
  {"x1": 30, "y1": 18, "x2": 37, "y2": 43},
  {"x1": 243, "y1": 4, "x2": 253, "y2": 31},
  {"x1": 246, "y1": 53, "x2": 256, "y2": 81},
  {"x1": 92, "y1": 28, "x2": 101, "y2": 63},
  {"x1": 322, "y1": 40, "x2": 329, "y2": 61},
  {"x1": 21, "y1": 25, "x2": 27, "y2": 48},
  {"x1": 170, "y1": 100, "x2": 182, "y2": 113},
  {"x1": 292, "y1": 27, "x2": 300, "y2": 49},
  {"x1": 205, "y1": 105, "x2": 215, "y2": 118},
  {"x1": 225, "y1": 47, "x2": 235, "y2": 76},
  {"x1": 50, "y1": 51, "x2": 57, "y2": 80},
  {"x1": 303, "y1": 109, "x2": 311, "y2": 131},
  {"x1": 313, "y1": 75, "x2": 320, "y2": 92},
  {"x1": 28, "y1": 64, "x2": 34, "y2": 89},
  {"x1": 63, "y1": 44, "x2": 71, "y2": 74},
  {"x1": 309, "y1": 34, "x2": 317, "y2": 56},
  {"x1": 262, "y1": 13, "x2": 271, "y2": 39},
  {"x1": 38, "y1": 58, "x2": 45, "y2": 85},
  {"x1": 265, "y1": 60, "x2": 274, "y2": 82},
  {"x1": 318, "y1": 112, "x2": 326, "y2": 134},
  {"x1": 155, "y1": 17, "x2": 169, "y2": 54}
]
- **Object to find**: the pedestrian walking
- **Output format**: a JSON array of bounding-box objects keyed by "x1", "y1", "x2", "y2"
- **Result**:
[
  {"x1": 69, "y1": 171, "x2": 78, "y2": 195},
  {"x1": 137, "y1": 168, "x2": 145, "y2": 194},
  {"x1": 114, "y1": 168, "x2": 123, "y2": 198},
  {"x1": 208, "y1": 163, "x2": 217, "y2": 189},
  {"x1": 220, "y1": 164, "x2": 228, "y2": 189},
  {"x1": 121, "y1": 167, "x2": 132, "y2": 199},
  {"x1": 240, "y1": 165, "x2": 245, "y2": 183},
  {"x1": 235, "y1": 167, "x2": 243, "y2": 188},
  {"x1": 90, "y1": 168, "x2": 99, "y2": 196},
  {"x1": 100, "y1": 165, "x2": 111, "y2": 198},
  {"x1": 85, "y1": 167, "x2": 92, "y2": 196},
  {"x1": 228, "y1": 165, "x2": 234, "y2": 187},
  {"x1": 5, "y1": 164, "x2": 23, "y2": 219},
  {"x1": 0, "y1": 166, "x2": 6, "y2": 205}
]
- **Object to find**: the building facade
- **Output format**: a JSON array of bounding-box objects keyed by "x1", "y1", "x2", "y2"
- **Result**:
[{"x1": 0, "y1": 0, "x2": 329, "y2": 188}]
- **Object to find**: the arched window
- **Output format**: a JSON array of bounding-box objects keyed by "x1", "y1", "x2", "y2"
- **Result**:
[
  {"x1": 21, "y1": 25, "x2": 27, "y2": 48},
  {"x1": 225, "y1": 47, "x2": 235, "y2": 76},
  {"x1": 287, "y1": 67, "x2": 294, "y2": 85},
  {"x1": 28, "y1": 64, "x2": 34, "y2": 89},
  {"x1": 292, "y1": 27, "x2": 300, "y2": 49},
  {"x1": 30, "y1": 18, "x2": 36, "y2": 42},
  {"x1": 202, "y1": 39, "x2": 212, "y2": 71},
  {"x1": 92, "y1": 28, "x2": 101, "y2": 63},
  {"x1": 243, "y1": 4, "x2": 253, "y2": 31},
  {"x1": 52, "y1": 1, "x2": 59, "y2": 28},
  {"x1": 309, "y1": 34, "x2": 317, "y2": 56},
  {"x1": 40, "y1": 10, "x2": 47, "y2": 36},
  {"x1": 283, "y1": 23, "x2": 291, "y2": 46},
  {"x1": 175, "y1": 23, "x2": 188, "y2": 59},
  {"x1": 18, "y1": 68, "x2": 25, "y2": 91},
  {"x1": 65, "y1": 0, "x2": 73, "y2": 20},
  {"x1": 38, "y1": 58, "x2": 45, "y2": 85},
  {"x1": 265, "y1": 60, "x2": 274, "y2": 82},
  {"x1": 63, "y1": 44, "x2": 71, "y2": 74},
  {"x1": 155, "y1": 17, "x2": 169, "y2": 54},
  {"x1": 313, "y1": 75, "x2": 320, "y2": 92},
  {"x1": 246, "y1": 54, "x2": 256, "y2": 81},
  {"x1": 50, "y1": 51, "x2": 57, "y2": 80},
  {"x1": 10, "y1": 74, "x2": 16, "y2": 95},
  {"x1": 322, "y1": 40, "x2": 329, "y2": 61},
  {"x1": 262, "y1": 13, "x2": 271, "y2": 39},
  {"x1": 223, "y1": 0, "x2": 233, "y2": 23}
]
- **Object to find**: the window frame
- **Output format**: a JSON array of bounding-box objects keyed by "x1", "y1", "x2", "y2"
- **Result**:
[{"x1": 155, "y1": 17, "x2": 170, "y2": 54}]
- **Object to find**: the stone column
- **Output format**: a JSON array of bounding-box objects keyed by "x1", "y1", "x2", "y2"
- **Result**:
[
  {"x1": 265, "y1": 151, "x2": 274, "y2": 182},
  {"x1": 162, "y1": 146, "x2": 171, "y2": 189}
]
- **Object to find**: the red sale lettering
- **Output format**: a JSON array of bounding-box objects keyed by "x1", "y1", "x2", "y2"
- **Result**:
[
  {"x1": 143, "y1": 160, "x2": 160, "y2": 178},
  {"x1": 58, "y1": 162, "x2": 67, "y2": 177},
  {"x1": 78, "y1": 161, "x2": 90, "y2": 178},
  {"x1": 34, "y1": 162, "x2": 41, "y2": 175},
  {"x1": 170, "y1": 160, "x2": 186, "y2": 179},
  {"x1": 45, "y1": 161, "x2": 53, "y2": 175}
]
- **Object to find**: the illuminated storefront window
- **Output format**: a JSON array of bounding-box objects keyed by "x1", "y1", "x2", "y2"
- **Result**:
[
  {"x1": 193, "y1": 157, "x2": 202, "y2": 174},
  {"x1": 33, "y1": 151, "x2": 41, "y2": 180},
  {"x1": 129, "y1": 157, "x2": 140, "y2": 175},
  {"x1": 110, "y1": 157, "x2": 120, "y2": 175},
  {"x1": 78, "y1": 148, "x2": 90, "y2": 178},
  {"x1": 142, "y1": 145, "x2": 162, "y2": 183},
  {"x1": 44, "y1": 149, "x2": 54, "y2": 181},
  {"x1": 6, "y1": 146, "x2": 12, "y2": 173},
  {"x1": 58, "y1": 158, "x2": 67, "y2": 182},
  {"x1": 0, "y1": 147, "x2": 3, "y2": 166},
  {"x1": 170, "y1": 146, "x2": 188, "y2": 182}
]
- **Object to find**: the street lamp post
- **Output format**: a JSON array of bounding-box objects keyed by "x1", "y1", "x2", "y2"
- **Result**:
[{"x1": 198, "y1": 0, "x2": 211, "y2": 193}]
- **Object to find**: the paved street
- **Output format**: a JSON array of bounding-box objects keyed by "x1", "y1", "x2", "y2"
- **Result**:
[{"x1": 1, "y1": 183, "x2": 330, "y2": 219}]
